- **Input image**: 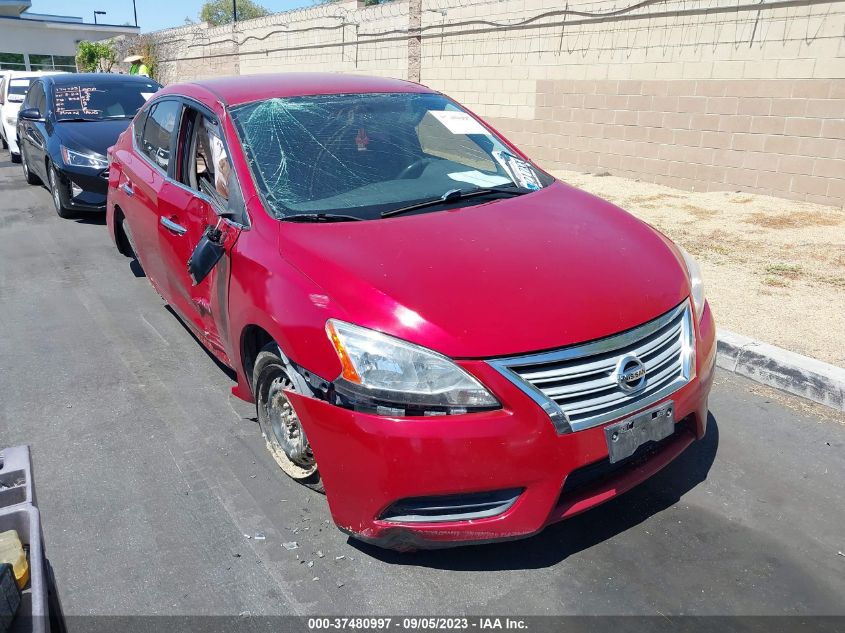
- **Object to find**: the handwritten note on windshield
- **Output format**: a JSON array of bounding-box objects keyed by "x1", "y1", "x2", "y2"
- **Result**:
[{"x1": 54, "y1": 86, "x2": 102, "y2": 117}]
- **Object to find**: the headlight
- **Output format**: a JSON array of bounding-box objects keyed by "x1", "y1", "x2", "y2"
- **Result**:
[
  {"x1": 60, "y1": 146, "x2": 108, "y2": 169},
  {"x1": 326, "y1": 319, "x2": 499, "y2": 416},
  {"x1": 678, "y1": 246, "x2": 705, "y2": 321}
]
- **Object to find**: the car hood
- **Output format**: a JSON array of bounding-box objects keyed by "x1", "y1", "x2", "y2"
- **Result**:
[
  {"x1": 54, "y1": 119, "x2": 131, "y2": 157},
  {"x1": 277, "y1": 181, "x2": 690, "y2": 358}
]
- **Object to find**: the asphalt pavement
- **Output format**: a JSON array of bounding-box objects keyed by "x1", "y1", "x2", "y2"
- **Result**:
[{"x1": 0, "y1": 152, "x2": 843, "y2": 618}]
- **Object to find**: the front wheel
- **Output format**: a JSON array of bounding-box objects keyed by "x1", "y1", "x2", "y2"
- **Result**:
[
  {"x1": 21, "y1": 150, "x2": 39, "y2": 185},
  {"x1": 48, "y1": 163, "x2": 73, "y2": 218},
  {"x1": 253, "y1": 344, "x2": 324, "y2": 492},
  {"x1": 10, "y1": 152, "x2": 21, "y2": 164}
]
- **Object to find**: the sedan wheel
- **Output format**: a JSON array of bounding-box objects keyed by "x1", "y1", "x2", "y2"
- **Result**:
[
  {"x1": 22, "y1": 151, "x2": 39, "y2": 185},
  {"x1": 254, "y1": 344, "x2": 324, "y2": 492},
  {"x1": 48, "y1": 164, "x2": 73, "y2": 218}
]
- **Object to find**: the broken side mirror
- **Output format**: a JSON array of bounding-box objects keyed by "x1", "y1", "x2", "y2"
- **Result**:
[{"x1": 187, "y1": 226, "x2": 225, "y2": 286}]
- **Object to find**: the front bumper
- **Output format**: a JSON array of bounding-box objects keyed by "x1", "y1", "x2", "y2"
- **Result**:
[
  {"x1": 288, "y1": 303, "x2": 716, "y2": 550},
  {"x1": 55, "y1": 165, "x2": 109, "y2": 212}
]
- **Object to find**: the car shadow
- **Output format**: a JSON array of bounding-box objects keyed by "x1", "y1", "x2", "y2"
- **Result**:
[
  {"x1": 350, "y1": 413, "x2": 719, "y2": 570},
  {"x1": 163, "y1": 304, "x2": 238, "y2": 381},
  {"x1": 73, "y1": 214, "x2": 106, "y2": 226}
]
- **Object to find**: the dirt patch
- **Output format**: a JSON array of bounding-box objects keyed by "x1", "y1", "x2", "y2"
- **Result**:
[
  {"x1": 552, "y1": 169, "x2": 845, "y2": 367},
  {"x1": 746, "y1": 210, "x2": 842, "y2": 229}
]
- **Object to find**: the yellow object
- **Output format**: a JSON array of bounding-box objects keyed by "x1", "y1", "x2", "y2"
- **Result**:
[{"x1": 0, "y1": 530, "x2": 29, "y2": 589}]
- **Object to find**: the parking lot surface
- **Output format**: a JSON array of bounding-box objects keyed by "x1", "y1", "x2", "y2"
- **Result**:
[{"x1": 0, "y1": 154, "x2": 843, "y2": 617}]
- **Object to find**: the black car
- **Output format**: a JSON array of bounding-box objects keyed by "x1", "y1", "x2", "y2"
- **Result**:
[{"x1": 16, "y1": 73, "x2": 160, "y2": 217}]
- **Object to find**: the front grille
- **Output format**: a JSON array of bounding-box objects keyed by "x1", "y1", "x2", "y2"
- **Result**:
[{"x1": 489, "y1": 301, "x2": 694, "y2": 433}]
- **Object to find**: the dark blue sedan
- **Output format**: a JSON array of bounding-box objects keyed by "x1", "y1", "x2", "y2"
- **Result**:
[{"x1": 16, "y1": 73, "x2": 159, "y2": 217}]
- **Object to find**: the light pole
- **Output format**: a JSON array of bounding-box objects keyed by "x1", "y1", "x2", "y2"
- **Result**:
[
  {"x1": 232, "y1": 0, "x2": 238, "y2": 23},
  {"x1": 93, "y1": 10, "x2": 106, "y2": 24},
  {"x1": 132, "y1": 0, "x2": 138, "y2": 27}
]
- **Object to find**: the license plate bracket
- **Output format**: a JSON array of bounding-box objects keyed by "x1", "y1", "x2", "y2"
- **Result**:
[{"x1": 604, "y1": 401, "x2": 675, "y2": 464}]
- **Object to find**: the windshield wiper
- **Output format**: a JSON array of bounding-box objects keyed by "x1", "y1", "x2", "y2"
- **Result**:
[
  {"x1": 380, "y1": 185, "x2": 529, "y2": 219},
  {"x1": 282, "y1": 213, "x2": 364, "y2": 223},
  {"x1": 58, "y1": 117, "x2": 100, "y2": 123}
]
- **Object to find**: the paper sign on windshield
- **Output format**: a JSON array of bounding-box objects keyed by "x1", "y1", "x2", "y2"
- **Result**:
[
  {"x1": 447, "y1": 170, "x2": 512, "y2": 188},
  {"x1": 430, "y1": 110, "x2": 490, "y2": 135}
]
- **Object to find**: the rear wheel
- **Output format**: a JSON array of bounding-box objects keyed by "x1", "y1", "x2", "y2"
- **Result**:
[
  {"x1": 1, "y1": 135, "x2": 7, "y2": 149},
  {"x1": 253, "y1": 343, "x2": 324, "y2": 492},
  {"x1": 48, "y1": 163, "x2": 73, "y2": 218},
  {"x1": 120, "y1": 215, "x2": 139, "y2": 259},
  {"x1": 10, "y1": 152, "x2": 20, "y2": 164}
]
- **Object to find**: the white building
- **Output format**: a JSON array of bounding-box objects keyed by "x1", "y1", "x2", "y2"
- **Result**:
[{"x1": 0, "y1": 0, "x2": 139, "y2": 72}]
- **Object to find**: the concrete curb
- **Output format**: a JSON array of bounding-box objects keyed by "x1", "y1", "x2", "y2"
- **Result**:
[{"x1": 716, "y1": 329, "x2": 845, "y2": 412}]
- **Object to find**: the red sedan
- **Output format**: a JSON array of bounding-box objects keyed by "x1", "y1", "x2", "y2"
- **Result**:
[{"x1": 106, "y1": 73, "x2": 716, "y2": 550}]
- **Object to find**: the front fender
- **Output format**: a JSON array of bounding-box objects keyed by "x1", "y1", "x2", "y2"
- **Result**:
[{"x1": 226, "y1": 224, "x2": 347, "y2": 402}]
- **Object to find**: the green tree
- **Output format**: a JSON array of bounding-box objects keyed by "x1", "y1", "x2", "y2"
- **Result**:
[
  {"x1": 200, "y1": 0, "x2": 269, "y2": 25},
  {"x1": 75, "y1": 40, "x2": 117, "y2": 72}
]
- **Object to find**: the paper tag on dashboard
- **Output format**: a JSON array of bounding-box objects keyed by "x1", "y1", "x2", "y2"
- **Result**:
[
  {"x1": 430, "y1": 110, "x2": 490, "y2": 135},
  {"x1": 492, "y1": 150, "x2": 541, "y2": 190}
]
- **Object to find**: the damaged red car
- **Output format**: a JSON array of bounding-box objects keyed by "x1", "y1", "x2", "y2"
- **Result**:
[{"x1": 106, "y1": 73, "x2": 716, "y2": 550}]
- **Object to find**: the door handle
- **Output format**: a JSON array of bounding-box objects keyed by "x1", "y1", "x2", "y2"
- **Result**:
[
  {"x1": 160, "y1": 216, "x2": 187, "y2": 235},
  {"x1": 120, "y1": 182, "x2": 134, "y2": 197}
]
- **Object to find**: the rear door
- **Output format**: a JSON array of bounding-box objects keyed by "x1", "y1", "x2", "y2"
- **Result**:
[
  {"x1": 157, "y1": 102, "x2": 244, "y2": 363},
  {"x1": 117, "y1": 98, "x2": 183, "y2": 297}
]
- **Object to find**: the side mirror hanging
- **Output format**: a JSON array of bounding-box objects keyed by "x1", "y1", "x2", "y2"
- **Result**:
[{"x1": 187, "y1": 225, "x2": 225, "y2": 286}]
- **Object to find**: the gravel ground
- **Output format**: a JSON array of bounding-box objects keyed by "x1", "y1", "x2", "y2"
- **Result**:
[{"x1": 552, "y1": 170, "x2": 845, "y2": 367}]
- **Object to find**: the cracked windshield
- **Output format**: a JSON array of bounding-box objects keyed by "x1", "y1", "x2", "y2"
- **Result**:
[{"x1": 230, "y1": 92, "x2": 552, "y2": 220}]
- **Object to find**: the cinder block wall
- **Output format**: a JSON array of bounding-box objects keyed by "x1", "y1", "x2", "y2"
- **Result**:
[{"x1": 151, "y1": 0, "x2": 845, "y2": 207}]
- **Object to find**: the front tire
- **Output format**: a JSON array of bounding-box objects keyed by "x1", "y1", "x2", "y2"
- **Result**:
[
  {"x1": 10, "y1": 152, "x2": 20, "y2": 164},
  {"x1": 22, "y1": 151, "x2": 39, "y2": 185},
  {"x1": 253, "y1": 344, "x2": 324, "y2": 492},
  {"x1": 48, "y1": 163, "x2": 73, "y2": 218}
]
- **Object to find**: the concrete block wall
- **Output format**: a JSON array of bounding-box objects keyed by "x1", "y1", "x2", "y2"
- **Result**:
[{"x1": 150, "y1": 0, "x2": 845, "y2": 207}]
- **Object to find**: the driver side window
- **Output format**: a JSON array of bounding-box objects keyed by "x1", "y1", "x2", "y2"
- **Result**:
[
  {"x1": 23, "y1": 81, "x2": 43, "y2": 113},
  {"x1": 179, "y1": 107, "x2": 245, "y2": 224}
]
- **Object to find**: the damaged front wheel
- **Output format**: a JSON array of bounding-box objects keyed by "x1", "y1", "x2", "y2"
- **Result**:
[{"x1": 254, "y1": 343, "x2": 324, "y2": 492}]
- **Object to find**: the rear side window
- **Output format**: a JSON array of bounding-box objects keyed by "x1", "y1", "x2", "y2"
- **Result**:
[{"x1": 140, "y1": 99, "x2": 181, "y2": 173}]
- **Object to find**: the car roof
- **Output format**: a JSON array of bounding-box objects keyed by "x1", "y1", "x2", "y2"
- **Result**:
[
  {"x1": 45, "y1": 73, "x2": 159, "y2": 86},
  {"x1": 159, "y1": 72, "x2": 434, "y2": 107}
]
